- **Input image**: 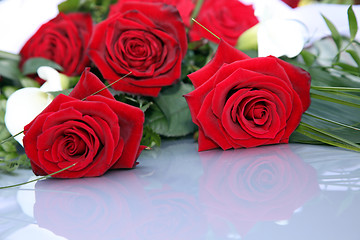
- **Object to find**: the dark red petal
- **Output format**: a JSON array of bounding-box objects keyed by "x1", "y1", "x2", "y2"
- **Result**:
[
  {"x1": 188, "y1": 40, "x2": 250, "y2": 88},
  {"x1": 70, "y1": 68, "x2": 114, "y2": 100},
  {"x1": 197, "y1": 129, "x2": 220, "y2": 151},
  {"x1": 196, "y1": 91, "x2": 233, "y2": 150},
  {"x1": 274, "y1": 57, "x2": 311, "y2": 111},
  {"x1": 86, "y1": 95, "x2": 145, "y2": 169}
]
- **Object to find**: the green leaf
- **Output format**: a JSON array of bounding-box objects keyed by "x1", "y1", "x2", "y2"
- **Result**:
[
  {"x1": 322, "y1": 14, "x2": 342, "y2": 51},
  {"x1": 333, "y1": 62, "x2": 359, "y2": 73},
  {"x1": 308, "y1": 67, "x2": 360, "y2": 88},
  {"x1": 0, "y1": 59, "x2": 22, "y2": 80},
  {"x1": 22, "y1": 57, "x2": 63, "y2": 75},
  {"x1": 0, "y1": 141, "x2": 16, "y2": 153},
  {"x1": 145, "y1": 82, "x2": 196, "y2": 137},
  {"x1": 2, "y1": 86, "x2": 18, "y2": 98},
  {"x1": 300, "y1": 50, "x2": 317, "y2": 66},
  {"x1": 58, "y1": 0, "x2": 80, "y2": 12},
  {"x1": 141, "y1": 126, "x2": 161, "y2": 148},
  {"x1": 291, "y1": 97, "x2": 360, "y2": 145},
  {"x1": 48, "y1": 88, "x2": 72, "y2": 98},
  {"x1": 348, "y1": 5, "x2": 358, "y2": 41},
  {"x1": 295, "y1": 127, "x2": 360, "y2": 151},
  {"x1": 140, "y1": 102, "x2": 152, "y2": 113},
  {"x1": 0, "y1": 50, "x2": 20, "y2": 61},
  {"x1": 19, "y1": 77, "x2": 41, "y2": 88},
  {"x1": 345, "y1": 49, "x2": 360, "y2": 68},
  {"x1": 311, "y1": 86, "x2": 360, "y2": 92},
  {"x1": 296, "y1": 122, "x2": 360, "y2": 152},
  {"x1": 304, "y1": 112, "x2": 360, "y2": 131},
  {"x1": 310, "y1": 89, "x2": 360, "y2": 108}
]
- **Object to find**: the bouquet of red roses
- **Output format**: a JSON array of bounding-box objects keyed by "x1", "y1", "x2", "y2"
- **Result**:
[{"x1": 0, "y1": 0, "x2": 359, "y2": 179}]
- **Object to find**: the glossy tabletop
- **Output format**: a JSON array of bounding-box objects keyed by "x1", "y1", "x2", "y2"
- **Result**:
[{"x1": 1, "y1": 138, "x2": 360, "y2": 240}]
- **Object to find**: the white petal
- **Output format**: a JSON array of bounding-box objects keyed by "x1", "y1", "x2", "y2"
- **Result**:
[
  {"x1": 257, "y1": 18, "x2": 307, "y2": 58},
  {"x1": 253, "y1": 0, "x2": 292, "y2": 22},
  {"x1": 4, "y1": 88, "x2": 54, "y2": 146},
  {"x1": 38, "y1": 66, "x2": 63, "y2": 92}
]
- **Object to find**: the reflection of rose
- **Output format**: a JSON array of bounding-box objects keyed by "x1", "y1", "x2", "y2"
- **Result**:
[
  {"x1": 199, "y1": 144, "x2": 320, "y2": 237},
  {"x1": 88, "y1": 2, "x2": 187, "y2": 97},
  {"x1": 139, "y1": 138, "x2": 202, "y2": 191},
  {"x1": 189, "y1": 0, "x2": 258, "y2": 46},
  {"x1": 134, "y1": 187, "x2": 206, "y2": 240},
  {"x1": 19, "y1": 13, "x2": 92, "y2": 84},
  {"x1": 23, "y1": 68, "x2": 144, "y2": 178},
  {"x1": 34, "y1": 171, "x2": 146, "y2": 240},
  {"x1": 34, "y1": 172, "x2": 206, "y2": 240},
  {"x1": 109, "y1": 0, "x2": 195, "y2": 27},
  {"x1": 185, "y1": 41, "x2": 311, "y2": 151}
]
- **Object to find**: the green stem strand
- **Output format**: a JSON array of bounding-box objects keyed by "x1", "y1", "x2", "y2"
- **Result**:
[
  {"x1": 0, "y1": 131, "x2": 24, "y2": 145},
  {"x1": 191, "y1": 18, "x2": 221, "y2": 41},
  {"x1": 81, "y1": 71, "x2": 132, "y2": 101},
  {"x1": 0, "y1": 162, "x2": 77, "y2": 189},
  {"x1": 311, "y1": 86, "x2": 360, "y2": 92},
  {"x1": 304, "y1": 112, "x2": 360, "y2": 131},
  {"x1": 190, "y1": 0, "x2": 204, "y2": 22}
]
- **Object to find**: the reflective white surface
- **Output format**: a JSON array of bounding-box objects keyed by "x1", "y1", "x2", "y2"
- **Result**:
[{"x1": 1, "y1": 138, "x2": 360, "y2": 240}]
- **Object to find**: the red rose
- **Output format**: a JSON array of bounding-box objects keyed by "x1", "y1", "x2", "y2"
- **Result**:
[
  {"x1": 281, "y1": 0, "x2": 300, "y2": 8},
  {"x1": 184, "y1": 41, "x2": 311, "y2": 151},
  {"x1": 109, "y1": 0, "x2": 196, "y2": 27},
  {"x1": 88, "y1": 2, "x2": 187, "y2": 97},
  {"x1": 199, "y1": 145, "x2": 320, "y2": 236},
  {"x1": 19, "y1": 13, "x2": 92, "y2": 84},
  {"x1": 189, "y1": 0, "x2": 258, "y2": 46},
  {"x1": 23, "y1": 68, "x2": 144, "y2": 178}
]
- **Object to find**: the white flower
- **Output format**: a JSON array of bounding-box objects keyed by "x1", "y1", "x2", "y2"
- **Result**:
[
  {"x1": 238, "y1": 0, "x2": 360, "y2": 58},
  {"x1": 254, "y1": 0, "x2": 307, "y2": 58},
  {"x1": 257, "y1": 18, "x2": 308, "y2": 58},
  {"x1": 4, "y1": 67, "x2": 68, "y2": 146}
]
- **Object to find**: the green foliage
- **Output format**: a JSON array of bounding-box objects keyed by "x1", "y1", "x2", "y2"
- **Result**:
[
  {"x1": 58, "y1": 0, "x2": 117, "y2": 23},
  {"x1": 0, "y1": 98, "x2": 30, "y2": 173},
  {"x1": 22, "y1": 57, "x2": 63, "y2": 75},
  {"x1": 182, "y1": 42, "x2": 217, "y2": 82},
  {"x1": 300, "y1": 50, "x2": 317, "y2": 67},
  {"x1": 319, "y1": 0, "x2": 354, "y2": 4},
  {"x1": 145, "y1": 82, "x2": 196, "y2": 137},
  {"x1": 48, "y1": 88, "x2": 73, "y2": 98},
  {"x1": 0, "y1": 153, "x2": 31, "y2": 174},
  {"x1": 0, "y1": 59, "x2": 22, "y2": 81},
  {"x1": 141, "y1": 126, "x2": 161, "y2": 148},
  {"x1": 348, "y1": 6, "x2": 358, "y2": 41},
  {"x1": 58, "y1": 0, "x2": 81, "y2": 12},
  {"x1": 322, "y1": 14, "x2": 342, "y2": 51},
  {"x1": 290, "y1": 6, "x2": 360, "y2": 151},
  {"x1": 291, "y1": 65, "x2": 360, "y2": 151}
]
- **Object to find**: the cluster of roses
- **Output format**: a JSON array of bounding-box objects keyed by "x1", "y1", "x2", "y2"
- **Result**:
[
  {"x1": 19, "y1": 0, "x2": 309, "y2": 178},
  {"x1": 20, "y1": 0, "x2": 262, "y2": 96}
]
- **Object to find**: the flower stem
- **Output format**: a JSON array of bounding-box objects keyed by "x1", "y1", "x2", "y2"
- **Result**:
[
  {"x1": 0, "y1": 162, "x2": 77, "y2": 189},
  {"x1": 0, "y1": 131, "x2": 24, "y2": 145},
  {"x1": 81, "y1": 71, "x2": 132, "y2": 101},
  {"x1": 191, "y1": 18, "x2": 221, "y2": 41}
]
